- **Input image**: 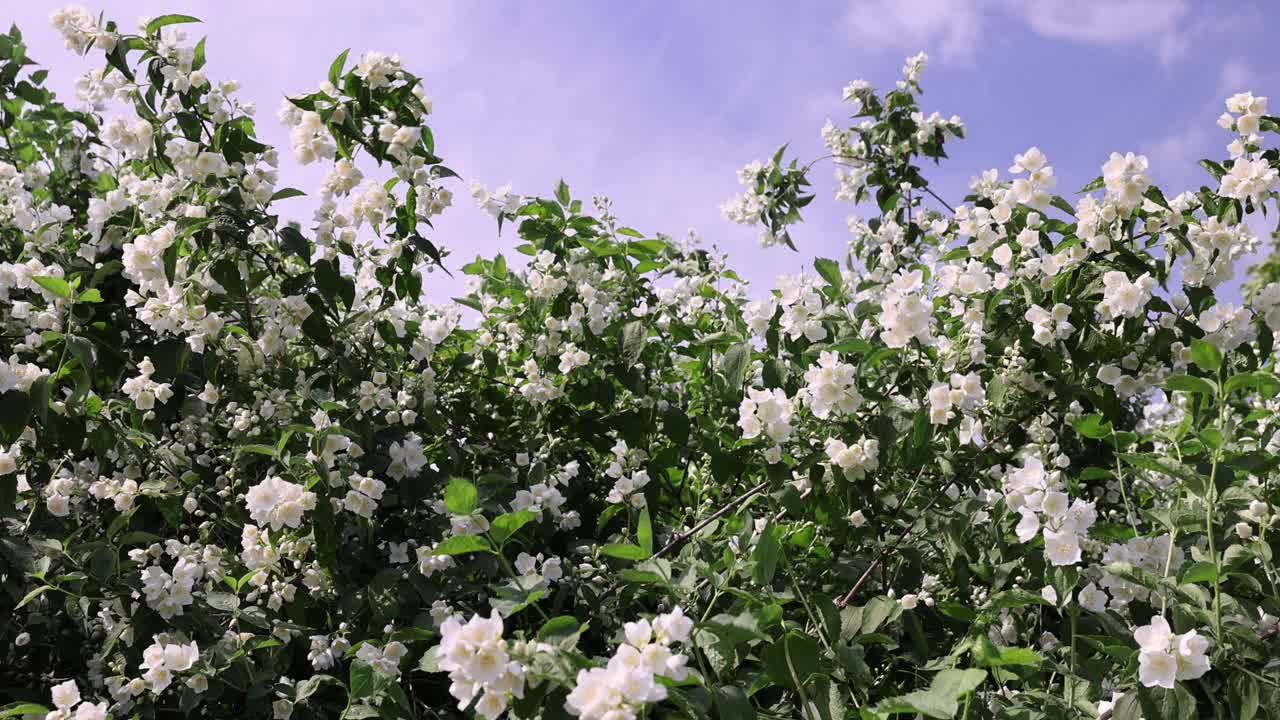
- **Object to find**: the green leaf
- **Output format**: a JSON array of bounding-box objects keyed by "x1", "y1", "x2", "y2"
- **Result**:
[
  {"x1": 1226, "y1": 371, "x2": 1280, "y2": 398},
  {"x1": 637, "y1": 507, "x2": 653, "y2": 554},
  {"x1": 1136, "y1": 684, "x2": 1198, "y2": 720},
  {"x1": 930, "y1": 668, "x2": 987, "y2": 699},
  {"x1": 1110, "y1": 692, "x2": 1142, "y2": 720},
  {"x1": 721, "y1": 342, "x2": 751, "y2": 392},
  {"x1": 489, "y1": 510, "x2": 537, "y2": 545},
  {"x1": 348, "y1": 659, "x2": 376, "y2": 699},
  {"x1": 206, "y1": 591, "x2": 240, "y2": 611},
  {"x1": 537, "y1": 615, "x2": 581, "y2": 641},
  {"x1": 279, "y1": 225, "x2": 310, "y2": 259},
  {"x1": 269, "y1": 187, "x2": 307, "y2": 202},
  {"x1": 1199, "y1": 159, "x2": 1227, "y2": 180},
  {"x1": 0, "y1": 704, "x2": 52, "y2": 718},
  {"x1": 1078, "y1": 176, "x2": 1105, "y2": 193},
  {"x1": 1116, "y1": 452, "x2": 1209, "y2": 496},
  {"x1": 1143, "y1": 185, "x2": 1170, "y2": 210},
  {"x1": 859, "y1": 596, "x2": 901, "y2": 634},
  {"x1": 16, "y1": 585, "x2": 51, "y2": 609},
  {"x1": 1166, "y1": 374, "x2": 1215, "y2": 396},
  {"x1": 713, "y1": 686, "x2": 755, "y2": 720},
  {"x1": 1072, "y1": 414, "x2": 1112, "y2": 439},
  {"x1": 444, "y1": 477, "x2": 478, "y2": 515},
  {"x1": 600, "y1": 543, "x2": 650, "y2": 561},
  {"x1": 988, "y1": 589, "x2": 1051, "y2": 610},
  {"x1": 752, "y1": 520, "x2": 781, "y2": 584},
  {"x1": 555, "y1": 179, "x2": 571, "y2": 205},
  {"x1": 1179, "y1": 560, "x2": 1218, "y2": 584},
  {"x1": 621, "y1": 320, "x2": 645, "y2": 365},
  {"x1": 76, "y1": 288, "x2": 103, "y2": 303},
  {"x1": 432, "y1": 535, "x2": 493, "y2": 556},
  {"x1": 1190, "y1": 338, "x2": 1222, "y2": 373},
  {"x1": 66, "y1": 335, "x2": 96, "y2": 372},
  {"x1": 146, "y1": 14, "x2": 202, "y2": 34},
  {"x1": 979, "y1": 646, "x2": 1042, "y2": 667},
  {"x1": 1228, "y1": 673, "x2": 1259, "y2": 720},
  {"x1": 32, "y1": 275, "x2": 72, "y2": 299},
  {"x1": 328, "y1": 48, "x2": 350, "y2": 86},
  {"x1": 762, "y1": 632, "x2": 821, "y2": 691},
  {"x1": 814, "y1": 257, "x2": 842, "y2": 289}
]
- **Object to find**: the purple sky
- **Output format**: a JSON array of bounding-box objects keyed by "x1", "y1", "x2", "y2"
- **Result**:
[{"x1": 8, "y1": 1, "x2": 1278, "y2": 301}]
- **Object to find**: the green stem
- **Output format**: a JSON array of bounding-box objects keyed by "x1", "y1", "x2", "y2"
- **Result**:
[
  {"x1": 1206, "y1": 383, "x2": 1226, "y2": 644},
  {"x1": 1110, "y1": 430, "x2": 1140, "y2": 538}
]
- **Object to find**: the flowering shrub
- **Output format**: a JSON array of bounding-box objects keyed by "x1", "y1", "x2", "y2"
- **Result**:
[{"x1": 4, "y1": 8, "x2": 1280, "y2": 720}]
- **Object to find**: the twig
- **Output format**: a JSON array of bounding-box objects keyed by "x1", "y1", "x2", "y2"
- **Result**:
[
  {"x1": 835, "y1": 491, "x2": 944, "y2": 608},
  {"x1": 923, "y1": 185, "x2": 956, "y2": 214},
  {"x1": 653, "y1": 479, "x2": 770, "y2": 560}
]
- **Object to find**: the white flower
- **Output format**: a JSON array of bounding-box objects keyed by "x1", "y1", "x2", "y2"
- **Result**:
[
  {"x1": 1043, "y1": 528, "x2": 1082, "y2": 566},
  {"x1": 244, "y1": 476, "x2": 317, "y2": 530},
  {"x1": 121, "y1": 357, "x2": 174, "y2": 411},
  {"x1": 51, "y1": 679, "x2": 81, "y2": 709},
  {"x1": 1134, "y1": 616, "x2": 1211, "y2": 688},
  {"x1": 1078, "y1": 583, "x2": 1108, "y2": 613},
  {"x1": 800, "y1": 352, "x2": 863, "y2": 419},
  {"x1": 1219, "y1": 157, "x2": 1278, "y2": 205},
  {"x1": 564, "y1": 608, "x2": 692, "y2": 720},
  {"x1": 1139, "y1": 649, "x2": 1178, "y2": 689},
  {"x1": 738, "y1": 387, "x2": 795, "y2": 444},
  {"x1": 1101, "y1": 151, "x2": 1151, "y2": 210},
  {"x1": 73, "y1": 701, "x2": 108, "y2": 720},
  {"x1": 141, "y1": 636, "x2": 200, "y2": 693},
  {"x1": 1099, "y1": 271, "x2": 1155, "y2": 321},
  {"x1": 435, "y1": 611, "x2": 527, "y2": 719},
  {"x1": 825, "y1": 437, "x2": 880, "y2": 480}
]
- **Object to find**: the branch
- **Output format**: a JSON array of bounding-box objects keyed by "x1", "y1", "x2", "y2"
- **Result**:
[
  {"x1": 653, "y1": 479, "x2": 770, "y2": 560},
  {"x1": 922, "y1": 185, "x2": 955, "y2": 214},
  {"x1": 835, "y1": 490, "x2": 944, "y2": 608}
]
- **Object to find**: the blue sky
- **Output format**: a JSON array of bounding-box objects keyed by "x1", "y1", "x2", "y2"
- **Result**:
[{"x1": 8, "y1": 1, "x2": 1278, "y2": 299}]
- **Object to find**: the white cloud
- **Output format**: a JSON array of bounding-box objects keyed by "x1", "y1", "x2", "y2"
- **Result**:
[
  {"x1": 1217, "y1": 59, "x2": 1258, "y2": 97},
  {"x1": 843, "y1": 0, "x2": 1235, "y2": 66},
  {"x1": 1142, "y1": 124, "x2": 1210, "y2": 189},
  {"x1": 844, "y1": 0, "x2": 984, "y2": 63},
  {"x1": 1013, "y1": 0, "x2": 1192, "y2": 64}
]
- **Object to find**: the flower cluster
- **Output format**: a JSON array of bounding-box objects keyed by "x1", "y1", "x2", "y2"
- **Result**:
[
  {"x1": 1003, "y1": 455, "x2": 1096, "y2": 566},
  {"x1": 244, "y1": 476, "x2": 318, "y2": 530},
  {"x1": 1134, "y1": 616, "x2": 1211, "y2": 689},
  {"x1": 565, "y1": 608, "x2": 693, "y2": 720},
  {"x1": 738, "y1": 387, "x2": 796, "y2": 444},
  {"x1": 437, "y1": 613, "x2": 528, "y2": 720}
]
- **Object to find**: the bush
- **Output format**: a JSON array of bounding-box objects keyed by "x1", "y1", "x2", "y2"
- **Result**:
[{"x1": 3, "y1": 8, "x2": 1280, "y2": 720}]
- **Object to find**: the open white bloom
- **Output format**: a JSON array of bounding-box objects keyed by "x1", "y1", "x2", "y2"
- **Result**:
[
  {"x1": 121, "y1": 357, "x2": 174, "y2": 411},
  {"x1": 1098, "y1": 271, "x2": 1155, "y2": 321},
  {"x1": 437, "y1": 612, "x2": 527, "y2": 720},
  {"x1": 1007, "y1": 146, "x2": 1056, "y2": 210},
  {"x1": 738, "y1": 387, "x2": 795, "y2": 444},
  {"x1": 244, "y1": 476, "x2": 317, "y2": 530},
  {"x1": 140, "y1": 635, "x2": 200, "y2": 693},
  {"x1": 565, "y1": 608, "x2": 692, "y2": 720},
  {"x1": 1219, "y1": 157, "x2": 1278, "y2": 204},
  {"x1": 1134, "y1": 616, "x2": 1210, "y2": 689},
  {"x1": 801, "y1": 351, "x2": 863, "y2": 419},
  {"x1": 878, "y1": 270, "x2": 933, "y2": 348},
  {"x1": 51, "y1": 679, "x2": 81, "y2": 709},
  {"x1": 1101, "y1": 151, "x2": 1151, "y2": 210},
  {"x1": 825, "y1": 437, "x2": 880, "y2": 480}
]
